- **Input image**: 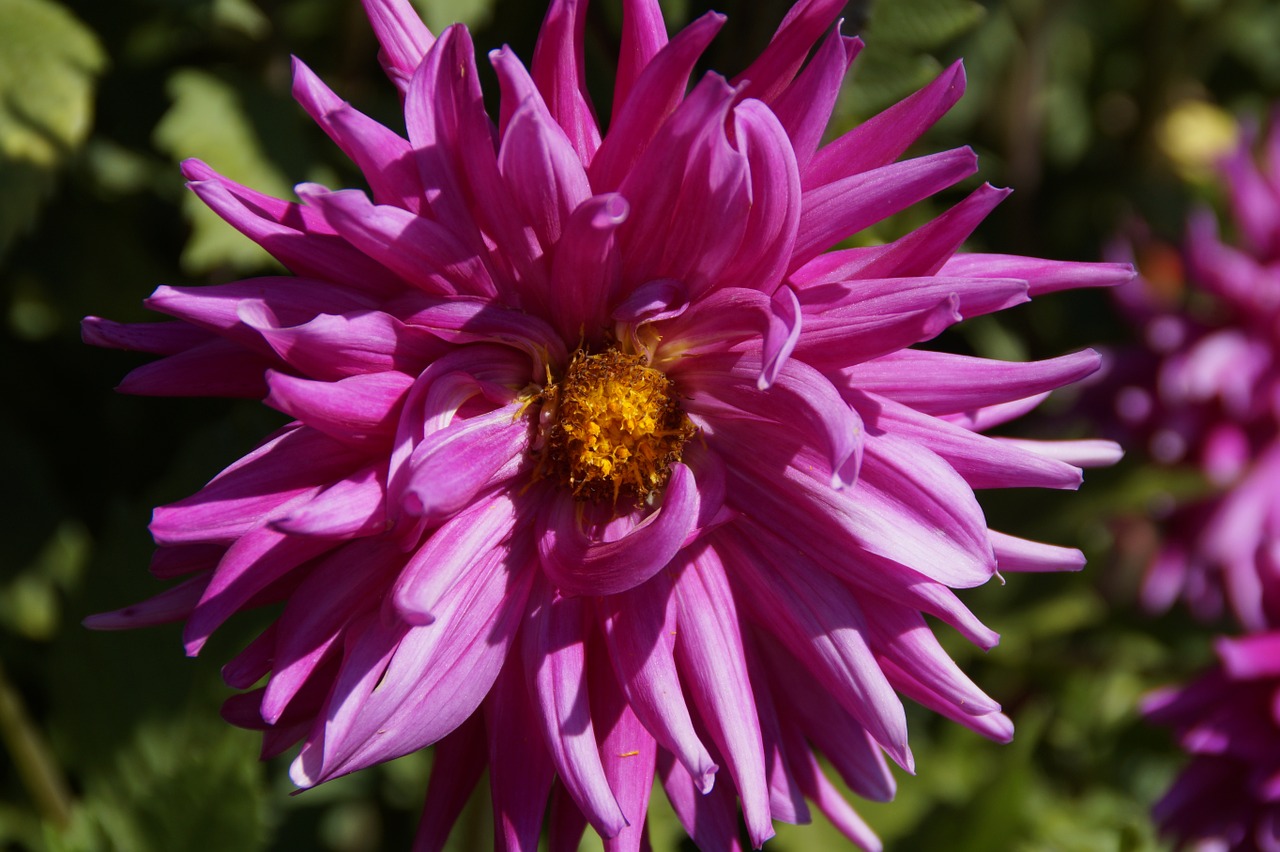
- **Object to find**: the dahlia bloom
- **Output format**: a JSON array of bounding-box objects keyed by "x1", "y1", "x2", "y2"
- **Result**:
[
  {"x1": 1144, "y1": 631, "x2": 1280, "y2": 850},
  {"x1": 85, "y1": 0, "x2": 1127, "y2": 848},
  {"x1": 1109, "y1": 114, "x2": 1280, "y2": 630}
]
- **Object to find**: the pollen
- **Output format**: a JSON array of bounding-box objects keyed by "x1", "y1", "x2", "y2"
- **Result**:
[{"x1": 537, "y1": 348, "x2": 696, "y2": 504}]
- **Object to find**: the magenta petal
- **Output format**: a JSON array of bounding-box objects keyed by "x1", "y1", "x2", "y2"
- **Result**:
[
  {"x1": 359, "y1": 0, "x2": 434, "y2": 91},
  {"x1": 717, "y1": 99, "x2": 803, "y2": 297},
  {"x1": 590, "y1": 12, "x2": 725, "y2": 192},
  {"x1": 1217, "y1": 633, "x2": 1280, "y2": 681},
  {"x1": 762, "y1": 638, "x2": 896, "y2": 803},
  {"x1": 840, "y1": 348, "x2": 1103, "y2": 415},
  {"x1": 317, "y1": 540, "x2": 534, "y2": 782},
  {"x1": 675, "y1": 352, "x2": 863, "y2": 489},
  {"x1": 116, "y1": 338, "x2": 273, "y2": 398},
  {"x1": 82, "y1": 316, "x2": 211, "y2": 355},
  {"x1": 759, "y1": 286, "x2": 802, "y2": 390},
  {"x1": 498, "y1": 95, "x2": 592, "y2": 252},
  {"x1": 805, "y1": 59, "x2": 966, "y2": 190},
  {"x1": 522, "y1": 578, "x2": 628, "y2": 837},
  {"x1": 538, "y1": 463, "x2": 699, "y2": 597},
  {"x1": 146, "y1": 277, "x2": 374, "y2": 347},
  {"x1": 793, "y1": 147, "x2": 979, "y2": 269},
  {"x1": 549, "y1": 193, "x2": 629, "y2": 342},
  {"x1": 530, "y1": 0, "x2": 600, "y2": 165},
  {"x1": 261, "y1": 538, "x2": 401, "y2": 722},
  {"x1": 770, "y1": 27, "x2": 861, "y2": 170},
  {"x1": 598, "y1": 573, "x2": 719, "y2": 794},
  {"x1": 726, "y1": 536, "x2": 912, "y2": 771},
  {"x1": 990, "y1": 530, "x2": 1086, "y2": 573},
  {"x1": 848, "y1": 388, "x2": 1083, "y2": 491},
  {"x1": 939, "y1": 253, "x2": 1136, "y2": 296},
  {"x1": 399, "y1": 401, "x2": 532, "y2": 525},
  {"x1": 297, "y1": 185, "x2": 496, "y2": 298},
  {"x1": 184, "y1": 513, "x2": 336, "y2": 655},
  {"x1": 150, "y1": 425, "x2": 365, "y2": 546},
  {"x1": 791, "y1": 747, "x2": 883, "y2": 852},
  {"x1": 182, "y1": 164, "x2": 405, "y2": 295},
  {"x1": 485, "y1": 654, "x2": 556, "y2": 852},
  {"x1": 83, "y1": 573, "x2": 210, "y2": 631},
  {"x1": 612, "y1": 0, "x2": 669, "y2": 122},
  {"x1": 414, "y1": 716, "x2": 487, "y2": 852},
  {"x1": 672, "y1": 546, "x2": 775, "y2": 849},
  {"x1": 271, "y1": 464, "x2": 389, "y2": 539},
  {"x1": 589, "y1": 642, "x2": 658, "y2": 852},
  {"x1": 264, "y1": 369, "x2": 412, "y2": 447},
  {"x1": 732, "y1": 0, "x2": 846, "y2": 105},
  {"x1": 394, "y1": 492, "x2": 520, "y2": 625},
  {"x1": 658, "y1": 750, "x2": 745, "y2": 852},
  {"x1": 237, "y1": 302, "x2": 442, "y2": 381},
  {"x1": 291, "y1": 58, "x2": 424, "y2": 212},
  {"x1": 790, "y1": 183, "x2": 1011, "y2": 284}
]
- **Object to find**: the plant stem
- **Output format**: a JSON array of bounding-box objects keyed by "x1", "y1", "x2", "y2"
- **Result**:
[{"x1": 0, "y1": 656, "x2": 74, "y2": 827}]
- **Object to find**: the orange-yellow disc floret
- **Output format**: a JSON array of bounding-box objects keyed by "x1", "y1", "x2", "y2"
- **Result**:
[{"x1": 536, "y1": 348, "x2": 696, "y2": 504}]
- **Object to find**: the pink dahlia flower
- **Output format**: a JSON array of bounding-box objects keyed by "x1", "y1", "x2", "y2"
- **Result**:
[
  {"x1": 1109, "y1": 115, "x2": 1280, "y2": 630},
  {"x1": 1144, "y1": 631, "x2": 1280, "y2": 851},
  {"x1": 85, "y1": 0, "x2": 1128, "y2": 848}
]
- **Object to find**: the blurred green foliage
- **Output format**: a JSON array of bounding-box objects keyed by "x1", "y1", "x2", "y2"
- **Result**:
[{"x1": 3, "y1": 0, "x2": 1279, "y2": 849}]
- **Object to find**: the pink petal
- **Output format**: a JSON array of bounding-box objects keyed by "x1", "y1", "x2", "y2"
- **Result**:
[
  {"x1": 394, "y1": 491, "x2": 520, "y2": 625},
  {"x1": 770, "y1": 27, "x2": 862, "y2": 170},
  {"x1": 612, "y1": 0, "x2": 670, "y2": 122},
  {"x1": 485, "y1": 655, "x2": 556, "y2": 852},
  {"x1": 805, "y1": 59, "x2": 966, "y2": 190},
  {"x1": 359, "y1": 0, "x2": 434, "y2": 91},
  {"x1": 839, "y1": 348, "x2": 1103, "y2": 415},
  {"x1": 716, "y1": 99, "x2": 803, "y2": 298},
  {"x1": 530, "y1": 0, "x2": 600, "y2": 165},
  {"x1": 725, "y1": 534, "x2": 912, "y2": 771},
  {"x1": 413, "y1": 716, "x2": 486, "y2": 852},
  {"x1": 151, "y1": 425, "x2": 365, "y2": 545},
  {"x1": 548, "y1": 193, "x2": 629, "y2": 343},
  {"x1": 291, "y1": 58, "x2": 424, "y2": 212},
  {"x1": 672, "y1": 546, "x2": 775, "y2": 849},
  {"x1": 589, "y1": 642, "x2": 658, "y2": 852},
  {"x1": 789, "y1": 183, "x2": 1011, "y2": 284},
  {"x1": 297, "y1": 185, "x2": 496, "y2": 297},
  {"x1": 261, "y1": 537, "x2": 402, "y2": 722},
  {"x1": 522, "y1": 577, "x2": 628, "y2": 838},
  {"x1": 538, "y1": 463, "x2": 700, "y2": 597},
  {"x1": 264, "y1": 369, "x2": 413, "y2": 447},
  {"x1": 732, "y1": 0, "x2": 846, "y2": 105},
  {"x1": 398, "y1": 401, "x2": 532, "y2": 525},
  {"x1": 83, "y1": 573, "x2": 211, "y2": 631},
  {"x1": 793, "y1": 147, "x2": 979, "y2": 269},
  {"x1": 597, "y1": 572, "x2": 719, "y2": 794},
  {"x1": 589, "y1": 12, "x2": 725, "y2": 192}
]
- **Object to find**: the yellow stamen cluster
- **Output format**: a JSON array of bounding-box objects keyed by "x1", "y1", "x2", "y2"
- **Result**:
[{"x1": 537, "y1": 348, "x2": 695, "y2": 504}]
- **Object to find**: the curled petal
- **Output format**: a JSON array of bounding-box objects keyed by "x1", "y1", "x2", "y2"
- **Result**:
[
  {"x1": 522, "y1": 578, "x2": 628, "y2": 837},
  {"x1": 538, "y1": 464, "x2": 700, "y2": 597}
]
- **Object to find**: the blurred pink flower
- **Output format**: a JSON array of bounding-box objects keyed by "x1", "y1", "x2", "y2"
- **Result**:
[
  {"x1": 1109, "y1": 115, "x2": 1280, "y2": 630},
  {"x1": 84, "y1": 0, "x2": 1126, "y2": 848},
  {"x1": 1144, "y1": 631, "x2": 1280, "y2": 850}
]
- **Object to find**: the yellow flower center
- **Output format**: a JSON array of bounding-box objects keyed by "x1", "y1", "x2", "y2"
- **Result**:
[{"x1": 537, "y1": 348, "x2": 695, "y2": 504}]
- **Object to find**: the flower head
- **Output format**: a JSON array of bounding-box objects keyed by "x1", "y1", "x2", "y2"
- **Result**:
[
  {"x1": 1144, "y1": 632, "x2": 1280, "y2": 851},
  {"x1": 85, "y1": 0, "x2": 1127, "y2": 848},
  {"x1": 1109, "y1": 112, "x2": 1280, "y2": 630}
]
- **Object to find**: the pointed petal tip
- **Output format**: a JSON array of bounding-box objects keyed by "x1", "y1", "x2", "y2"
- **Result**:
[
  {"x1": 696, "y1": 762, "x2": 719, "y2": 794},
  {"x1": 288, "y1": 753, "x2": 319, "y2": 789}
]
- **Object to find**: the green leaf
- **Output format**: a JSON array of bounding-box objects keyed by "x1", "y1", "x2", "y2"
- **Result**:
[
  {"x1": 842, "y1": 0, "x2": 985, "y2": 119},
  {"x1": 152, "y1": 69, "x2": 293, "y2": 275},
  {"x1": 0, "y1": 0, "x2": 105, "y2": 259},
  {"x1": 410, "y1": 0, "x2": 497, "y2": 32},
  {"x1": 49, "y1": 714, "x2": 271, "y2": 852}
]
